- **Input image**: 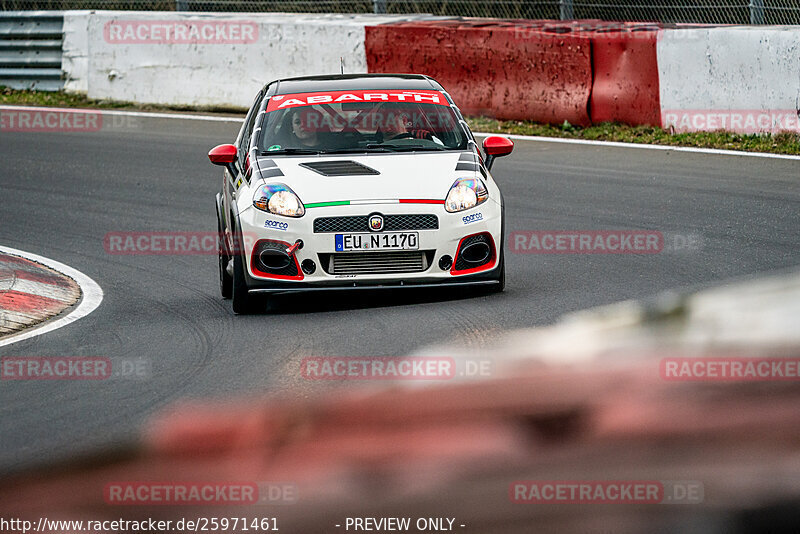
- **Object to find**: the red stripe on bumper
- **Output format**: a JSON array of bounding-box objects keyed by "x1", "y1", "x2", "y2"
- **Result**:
[{"x1": 399, "y1": 199, "x2": 444, "y2": 204}]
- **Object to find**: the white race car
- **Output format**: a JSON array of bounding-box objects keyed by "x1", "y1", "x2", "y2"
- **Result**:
[{"x1": 209, "y1": 74, "x2": 514, "y2": 313}]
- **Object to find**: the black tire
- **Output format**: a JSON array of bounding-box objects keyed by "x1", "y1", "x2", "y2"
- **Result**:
[
  {"x1": 231, "y1": 251, "x2": 261, "y2": 314},
  {"x1": 491, "y1": 251, "x2": 505, "y2": 293},
  {"x1": 217, "y1": 208, "x2": 233, "y2": 299}
]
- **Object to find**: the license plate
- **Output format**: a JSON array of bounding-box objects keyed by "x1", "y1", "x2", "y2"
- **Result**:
[{"x1": 335, "y1": 232, "x2": 419, "y2": 252}]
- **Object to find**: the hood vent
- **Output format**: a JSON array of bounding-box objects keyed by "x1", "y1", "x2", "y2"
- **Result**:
[{"x1": 300, "y1": 160, "x2": 380, "y2": 177}]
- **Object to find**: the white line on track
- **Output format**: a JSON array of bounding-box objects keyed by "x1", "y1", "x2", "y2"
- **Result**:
[
  {"x1": 3, "y1": 105, "x2": 799, "y2": 160},
  {"x1": 472, "y1": 132, "x2": 800, "y2": 161},
  {"x1": 0, "y1": 246, "x2": 103, "y2": 348},
  {"x1": 0, "y1": 105, "x2": 242, "y2": 123}
]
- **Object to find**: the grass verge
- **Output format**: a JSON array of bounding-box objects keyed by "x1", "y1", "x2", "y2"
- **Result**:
[
  {"x1": 469, "y1": 116, "x2": 800, "y2": 155},
  {"x1": 0, "y1": 87, "x2": 246, "y2": 115},
  {"x1": 3, "y1": 88, "x2": 799, "y2": 155}
]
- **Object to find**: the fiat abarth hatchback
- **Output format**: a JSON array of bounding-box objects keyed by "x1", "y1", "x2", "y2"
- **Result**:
[{"x1": 209, "y1": 74, "x2": 514, "y2": 313}]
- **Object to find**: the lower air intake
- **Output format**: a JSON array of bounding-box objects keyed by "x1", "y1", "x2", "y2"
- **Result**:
[{"x1": 323, "y1": 251, "x2": 431, "y2": 275}]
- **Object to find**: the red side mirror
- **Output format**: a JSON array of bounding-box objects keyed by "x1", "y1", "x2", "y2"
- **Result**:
[
  {"x1": 482, "y1": 136, "x2": 513, "y2": 171},
  {"x1": 482, "y1": 136, "x2": 514, "y2": 157},
  {"x1": 208, "y1": 144, "x2": 237, "y2": 165}
]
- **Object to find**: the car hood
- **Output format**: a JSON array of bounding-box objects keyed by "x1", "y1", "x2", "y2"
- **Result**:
[{"x1": 255, "y1": 152, "x2": 471, "y2": 204}]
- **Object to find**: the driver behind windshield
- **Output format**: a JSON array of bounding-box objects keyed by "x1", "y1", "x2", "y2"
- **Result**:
[
  {"x1": 288, "y1": 108, "x2": 328, "y2": 148},
  {"x1": 261, "y1": 98, "x2": 463, "y2": 153},
  {"x1": 377, "y1": 104, "x2": 441, "y2": 144}
]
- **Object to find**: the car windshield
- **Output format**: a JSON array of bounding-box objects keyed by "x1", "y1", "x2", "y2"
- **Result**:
[{"x1": 257, "y1": 90, "x2": 469, "y2": 154}]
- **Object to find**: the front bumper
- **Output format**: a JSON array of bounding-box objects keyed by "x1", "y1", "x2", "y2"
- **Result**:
[
  {"x1": 248, "y1": 278, "x2": 500, "y2": 296},
  {"x1": 235, "y1": 199, "x2": 503, "y2": 292}
]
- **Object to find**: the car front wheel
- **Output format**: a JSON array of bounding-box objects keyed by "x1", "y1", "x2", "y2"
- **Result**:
[
  {"x1": 231, "y1": 252, "x2": 261, "y2": 314},
  {"x1": 491, "y1": 250, "x2": 505, "y2": 293},
  {"x1": 217, "y1": 208, "x2": 232, "y2": 299}
]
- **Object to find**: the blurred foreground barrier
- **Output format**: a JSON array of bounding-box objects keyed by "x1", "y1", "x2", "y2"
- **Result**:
[{"x1": 2, "y1": 270, "x2": 799, "y2": 532}]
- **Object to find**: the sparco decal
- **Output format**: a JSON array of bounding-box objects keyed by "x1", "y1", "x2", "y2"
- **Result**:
[
  {"x1": 264, "y1": 220, "x2": 289, "y2": 231},
  {"x1": 462, "y1": 213, "x2": 484, "y2": 224}
]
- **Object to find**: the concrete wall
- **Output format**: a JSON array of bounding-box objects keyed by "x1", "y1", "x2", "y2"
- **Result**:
[
  {"x1": 62, "y1": 10, "x2": 90, "y2": 94},
  {"x1": 63, "y1": 11, "x2": 413, "y2": 108},
  {"x1": 60, "y1": 12, "x2": 800, "y2": 133},
  {"x1": 367, "y1": 20, "x2": 595, "y2": 125},
  {"x1": 658, "y1": 27, "x2": 800, "y2": 133}
]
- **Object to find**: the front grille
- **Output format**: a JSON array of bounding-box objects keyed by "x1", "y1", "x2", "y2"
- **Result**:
[
  {"x1": 314, "y1": 216, "x2": 368, "y2": 233},
  {"x1": 314, "y1": 214, "x2": 438, "y2": 233},
  {"x1": 321, "y1": 251, "x2": 432, "y2": 275},
  {"x1": 300, "y1": 160, "x2": 379, "y2": 176},
  {"x1": 385, "y1": 214, "x2": 439, "y2": 232}
]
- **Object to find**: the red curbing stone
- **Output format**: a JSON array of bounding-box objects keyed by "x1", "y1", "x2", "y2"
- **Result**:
[
  {"x1": 0, "y1": 291, "x2": 67, "y2": 314},
  {"x1": 0, "y1": 252, "x2": 82, "y2": 338},
  {"x1": 12, "y1": 268, "x2": 76, "y2": 288},
  {"x1": 0, "y1": 254, "x2": 43, "y2": 268}
]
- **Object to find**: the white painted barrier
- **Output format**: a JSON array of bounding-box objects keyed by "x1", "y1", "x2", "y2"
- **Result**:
[
  {"x1": 658, "y1": 26, "x2": 800, "y2": 133},
  {"x1": 59, "y1": 12, "x2": 800, "y2": 133},
  {"x1": 63, "y1": 11, "x2": 90, "y2": 94},
  {"x1": 63, "y1": 11, "x2": 414, "y2": 108}
]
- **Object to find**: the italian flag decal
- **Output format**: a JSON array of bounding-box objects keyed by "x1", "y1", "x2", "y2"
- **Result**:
[{"x1": 305, "y1": 199, "x2": 443, "y2": 208}]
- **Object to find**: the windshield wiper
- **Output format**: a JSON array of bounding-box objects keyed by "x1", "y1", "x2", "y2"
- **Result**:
[
  {"x1": 259, "y1": 148, "x2": 321, "y2": 155},
  {"x1": 322, "y1": 147, "x2": 392, "y2": 154},
  {"x1": 365, "y1": 144, "x2": 447, "y2": 152}
]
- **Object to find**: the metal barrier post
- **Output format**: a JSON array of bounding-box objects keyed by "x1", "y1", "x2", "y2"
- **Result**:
[
  {"x1": 373, "y1": 0, "x2": 387, "y2": 14},
  {"x1": 750, "y1": 0, "x2": 765, "y2": 24},
  {"x1": 176, "y1": 0, "x2": 189, "y2": 11},
  {"x1": 560, "y1": 0, "x2": 574, "y2": 20}
]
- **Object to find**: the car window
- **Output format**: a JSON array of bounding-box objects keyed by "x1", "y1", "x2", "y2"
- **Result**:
[
  {"x1": 237, "y1": 90, "x2": 263, "y2": 170},
  {"x1": 257, "y1": 90, "x2": 468, "y2": 154}
]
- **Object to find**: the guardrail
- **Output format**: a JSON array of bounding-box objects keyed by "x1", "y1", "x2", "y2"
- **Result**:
[{"x1": 0, "y1": 11, "x2": 64, "y2": 91}]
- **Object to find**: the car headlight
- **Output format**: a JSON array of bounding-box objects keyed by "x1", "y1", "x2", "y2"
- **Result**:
[
  {"x1": 444, "y1": 178, "x2": 488, "y2": 213},
  {"x1": 253, "y1": 183, "x2": 305, "y2": 217}
]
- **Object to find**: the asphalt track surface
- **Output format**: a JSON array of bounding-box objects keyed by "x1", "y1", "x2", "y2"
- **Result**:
[{"x1": 0, "y1": 114, "x2": 798, "y2": 474}]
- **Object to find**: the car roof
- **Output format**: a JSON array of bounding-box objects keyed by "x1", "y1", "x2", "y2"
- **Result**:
[{"x1": 266, "y1": 74, "x2": 445, "y2": 96}]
